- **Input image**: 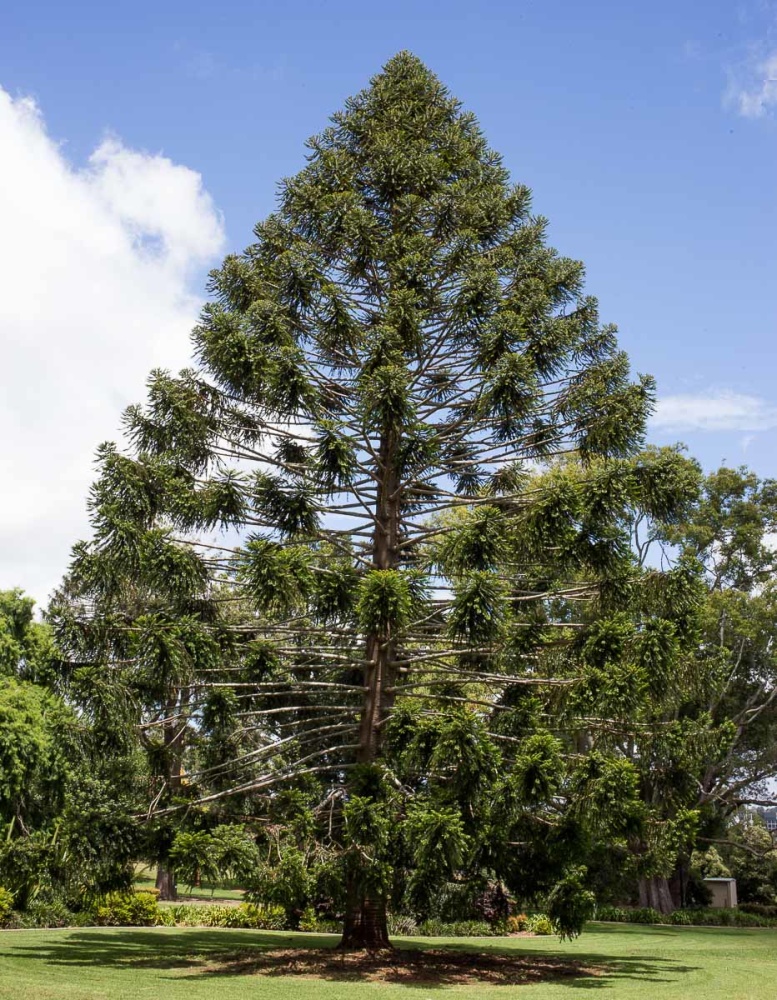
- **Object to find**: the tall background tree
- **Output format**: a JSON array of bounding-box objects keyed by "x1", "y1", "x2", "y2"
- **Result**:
[
  {"x1": 58, "y1": 52, "x2": 660, "y2": 946},
  {"x1": 0, "y1": 590, "x2": 140, "y2": 909}
]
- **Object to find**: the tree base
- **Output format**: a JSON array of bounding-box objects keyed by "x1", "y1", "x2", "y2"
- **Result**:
[
  {"x1": 155, "y1": 863, "x2": 178, "y2": 902},
  {"x1": 638, "y1": 875, "x2": 674, "y2": 914},
  {"x1": 338, "y1": 895, "x2": 392, "y2": 950}
]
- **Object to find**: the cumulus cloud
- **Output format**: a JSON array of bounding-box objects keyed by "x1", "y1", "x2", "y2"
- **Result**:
[
  {"x1": 652, "y1": 391, "x2": 777, "y2": 432},
  {"x1": 727, "y1": 48, "x2": 777, "y2": 118},
  {"x1": 0, "y1": 88, "x2": 226, "y2": 605}
]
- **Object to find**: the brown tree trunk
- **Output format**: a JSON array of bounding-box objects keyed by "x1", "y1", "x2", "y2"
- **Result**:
[
  {"x1": 638, "y1": 875, "x2": 674, "y2": 914},
  {"x1": 154, "y1": 699, "x2": 185, "y2": 903},
  {"x1": 340, "y1": 428, "x2": 400, "y2": 950},
  {"x1": 155, "y1": 863, "x2": 177, "y2": 901},
  {"x1": 339, "y1": 875, "x2": 391, "y2": 950}
]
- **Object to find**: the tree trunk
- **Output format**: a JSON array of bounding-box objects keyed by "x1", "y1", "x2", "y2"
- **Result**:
[
  {"x1": 154, "y1": 695, "x2": 185, "y2": 903},
  {"x1": 155, "y1": 863, "x2": 177, "y2": 901},
  {"x1": 340, "y1": 427, "x2": 400, "y2": 949},
  {"x1": 339, "y1": 875, "x2": 391, "y2": 950},
  {"x1": 638, "y1": 875, "x2": 674, "y2": 914}
]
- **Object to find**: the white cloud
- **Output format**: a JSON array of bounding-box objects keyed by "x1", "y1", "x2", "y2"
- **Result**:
[
  {"x1": 0, "y1": 88, "x2": 226, "y2": 606},
  {"x1": 727, "y1": 48, "x2": 777, "y2": 118},
  {"x1": 652, "y1": 391, "x2": 777, "y2": 432}
]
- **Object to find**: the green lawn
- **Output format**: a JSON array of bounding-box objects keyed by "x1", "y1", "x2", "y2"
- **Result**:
[{"x1": 0, "y1": 923, "x2": 774, "y2": 999}]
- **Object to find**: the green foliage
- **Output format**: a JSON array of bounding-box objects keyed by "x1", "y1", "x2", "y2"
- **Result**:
[
  {"x1": 0, "y1": 679, "x2": 70, "y2": 827},
  {"x1": 722, "y1": 821, "x2": 777, "y2": 904},
  {"x1": 691, "y1": 846, "x2": 731, "y2": 879},
  {"x1": 416, "y1": 918, "x2": 502, "y2": 937},
  {"x1": 448, "y1": 572, "x2": 506, "y2": 644},
  {"x1": 355, "y1": 571, "x2": 413, "y2": 634},
  {"x1": 545, "y1": 867, "x2": 596, "y2": 940},
  {"x1": 91, "y1": 891, "x2": 161, "y2": 927},
  {"x1": 245, "y1": 846, "x2": 314, "y2": 928},
  {"x1": 53, "y1": 53, "x2": 688, "y2": 947},
  {"x1": 387, "y1": 912, "x2": 419, "y2": 935},
  {"x1": 526, "y1": 913, "x2": 554, "y2": 935},
  {"x1": 169, "y1": 824, "x2": 260, "y2": 891},
  {"x1": 170, "y1": 902, "x2": 287, "y2": 929},
  {"x1": 0, "y1": 887, "x2": 14, "y2": 925}
]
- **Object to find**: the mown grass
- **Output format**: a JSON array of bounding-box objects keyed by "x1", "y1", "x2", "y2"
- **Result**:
[{"x1": 0, "y1": 922, "x2": 774, "y2": 998}]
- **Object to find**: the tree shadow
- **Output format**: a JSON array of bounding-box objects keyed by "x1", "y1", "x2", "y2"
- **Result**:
[{"x1": 8, "y1": 929, "x2": 699, "y2": 990}]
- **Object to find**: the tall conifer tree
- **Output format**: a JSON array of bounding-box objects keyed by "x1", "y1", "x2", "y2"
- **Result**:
[{"x1": 64, "y1": 53, "x2": 655, "y2": 946}]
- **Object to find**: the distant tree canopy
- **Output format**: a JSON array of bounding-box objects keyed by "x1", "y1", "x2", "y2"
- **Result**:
[
  {"x1": 55, "y1": 53, "x2": 775, "y2": 944},
  {"x1": 0, "y1": 590, "x2": 141, "y2": 909}
]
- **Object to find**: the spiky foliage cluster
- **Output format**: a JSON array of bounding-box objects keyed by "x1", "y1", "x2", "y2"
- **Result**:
[{"x1": 57, "y1": 54, "x2": 671, "y2": 943}]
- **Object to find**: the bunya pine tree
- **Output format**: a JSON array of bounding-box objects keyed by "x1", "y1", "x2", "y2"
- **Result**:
[{"x1": 62, "y1": 53, "x2": 657, "y2": 947}]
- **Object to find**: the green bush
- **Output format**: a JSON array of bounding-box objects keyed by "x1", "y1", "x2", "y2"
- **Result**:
[
  {"x1": 91, "y1": 891, "x2": 161, "y2": 926},
  {"x1": 595, "y1": 905, "x2": 777, "y2": 928},
  {"x1": 7, "y1": 899, "x2": 89, "y2": 928},
  {"x1": 739, "y1": 902, "x2": 777, "y2": 918},
  {"x1": 629, "y1": 907, "x2": 663, "y2": 924},
  {"x1": 0, "y1": 887, "x2": 14, "y2": 925},
  {"x1": 170, "y1": 902, "x2": 287, "y2": 929},
  {"x1": 298, "y1": 906, "x2": 318, "y2": 931},
  {"x1": 417, "y1": 918, "x2": 498, "y2": 937},
  {"x1": 526, "y1": 914, "x2": 553, "y2": 935},
  {"x1": 388, "y1": 913, "x2": 419, "y2": 936}
]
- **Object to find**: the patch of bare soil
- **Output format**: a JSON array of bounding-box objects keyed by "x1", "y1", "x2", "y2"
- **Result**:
[{"x1": 202, "y1": 947, "x2": 603, "y2": 986}]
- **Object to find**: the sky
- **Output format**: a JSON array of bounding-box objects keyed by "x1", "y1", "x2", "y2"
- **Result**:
[{"x1": 1, "y1": 0, "x2": 776, "y2": 605}]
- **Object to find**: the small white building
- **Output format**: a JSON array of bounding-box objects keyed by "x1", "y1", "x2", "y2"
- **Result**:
[{"x1": 703, "y1": 877, "x2": 738, "y2": 908}]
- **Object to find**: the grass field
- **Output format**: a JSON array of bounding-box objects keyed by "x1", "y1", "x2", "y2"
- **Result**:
[{"x1": 0, "y1": 923, "x2": 774, "y2": 999}]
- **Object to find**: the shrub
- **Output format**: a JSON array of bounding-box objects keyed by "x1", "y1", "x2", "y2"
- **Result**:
[
  {"x1": 91, "y1": 891, "x2": 161, "y2": 926},
  {"x1": 0, "y1": 887, "x2": 14, "y2": 925},
  {"x1": 506, "y1": 913, "x2": 528, "y2": 933},
  {"x1": 472, "y1": 881, "x2": 511, "y2": 924},
  {"x1": 169, "y1": 902, "x2": 286, "y2": 929},
  {"x1": 526, "y1": 914, "x2": 553, "y2": 935},
  {"x1": 739, "y1": 902, "x2": 777, "y2": 918},
  {"x1": 313, "y1": 918, "x2": 342, "y2": 933},
  {"x1": 388, "y1": 913, "x2": 418, "y2": 936},
  {"x1": 10, "y1": 898, "x2": 84, "y2": 928},
  {"x1": 595, "y1": 905, "x2": 777, "y2": 928},
  {"x1": 545, "y1": 866, "x2": 595, "y2": 940},
  {"x1": 628, "y1": 907, "x2": 663, "y2": 924},
  {"x1": 418, "y1": 918, "x2": 497, "y2": 937}
]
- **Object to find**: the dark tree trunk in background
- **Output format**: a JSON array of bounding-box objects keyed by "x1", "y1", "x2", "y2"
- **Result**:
[
  {"x1": 155, "y1": 863, "x2": 177, "y2": 901},
  {"x1": 638, "y1": 875, "x2": 674, "y2": 914}
]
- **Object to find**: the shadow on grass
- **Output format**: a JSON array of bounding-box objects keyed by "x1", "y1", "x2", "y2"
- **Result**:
[{"x1": 8, "y1": 929, "x2": 699, "y2": 990}]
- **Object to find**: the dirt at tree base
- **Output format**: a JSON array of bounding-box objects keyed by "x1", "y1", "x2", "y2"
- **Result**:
[{"x1": 202, "y1": 947, "x2": 603, "y2": 986}]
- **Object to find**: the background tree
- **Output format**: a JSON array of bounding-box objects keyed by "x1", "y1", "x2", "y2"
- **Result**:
[
  {"x1": 62, "y1": 52, "x2": 655, "y2": 947},
  {"x1": 49, "y1": 570, "x2": 271, "y2": 900},
  {"x1": 544, "y1": 460, "x2": 777, "y2": 912},
  {"x1": 0, "y1": 590, "x2": 140, "y2": 910}
]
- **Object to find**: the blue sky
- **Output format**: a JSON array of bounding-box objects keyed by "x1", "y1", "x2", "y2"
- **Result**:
[{"x1": 1, "y1": 0, "x2": 777, "y2": 600}]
